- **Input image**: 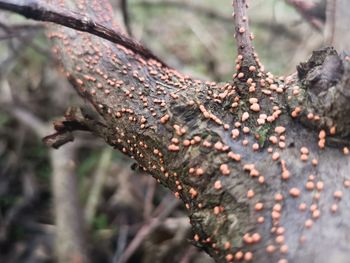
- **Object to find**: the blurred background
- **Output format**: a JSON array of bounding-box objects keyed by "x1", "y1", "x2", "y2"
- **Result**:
[{"x1": 0, "y1": 0, "x2": 327, "y2": 262}]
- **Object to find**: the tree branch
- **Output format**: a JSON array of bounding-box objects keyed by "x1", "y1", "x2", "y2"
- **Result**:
[
  {"x1": 120, "y1": 0, "x2": 132, "y2": 37},
  {"x1": 231, "y1": 0, "x2": 259, "y2": 79},
  {"x1": 324, "y1": 0, "x2": 350, "y2": 51},
  {"x1": 286, "y1": 0, "x2": 326, "y2": 31},
  {"x1": 0, "y1": 0, "x2": 167, "y2": 66},
  {"x1": 2, "y1": 1, "x2": 350, "y2": 263},
  {"x1": 3, "y1": 105, "x2": 89, "y2": 263}
]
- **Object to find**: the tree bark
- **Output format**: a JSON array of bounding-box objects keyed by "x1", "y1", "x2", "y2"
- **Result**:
[{"x1": 1, "y1": 0, "x2": 350, "y2": 262}]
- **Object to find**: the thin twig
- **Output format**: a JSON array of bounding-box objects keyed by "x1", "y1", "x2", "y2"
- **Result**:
[
  {"x1": 117, "y1": 198, "x2": 179, "y2": 263},
  {"x1": 120, "y1": 0, "x2": 132, "y2": 37},
  {"x1": 286, "y1": 0, "x2": 325, "y2": 31},
  {"x1": 143, "y1": 177, "x2": 156, "y2": 219},
  {"x1": 324, "y1": 0, "x2": 336, "y2": 45},
  {"x1": 113, "y1": 225, "x2": 129, "y2": 263},
  {"x1": 0, "y1": 0, "x2": 167, "y2": 66},
  {"x1": 231, "y1": 0, "x2": 258, "y2": 78},
  {"x1": 85, "y1": 147, "x2": 113, "y2": 224}
]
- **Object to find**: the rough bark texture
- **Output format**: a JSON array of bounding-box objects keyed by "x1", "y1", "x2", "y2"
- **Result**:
[{"x1": 1, "y1": 0, "x2": 350, "y2": 263}]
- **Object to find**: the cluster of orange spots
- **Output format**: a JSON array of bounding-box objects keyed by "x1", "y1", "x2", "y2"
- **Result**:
[
  {"x1": 243, "y1": 232, "x2": 261, "y2": 244},
  {"x1": 189, "y1": 167, "x2": 205, "y2": 177},
  {"x1": 318, "y1": 130, "x2": 326, "y2": 149},
  {"x1": 194, "y1": 234, "x2": 200, "y2": 242},
  {"x1": 254, "y1": 202, "x2": 264, "y2": 211},
  {"x1": 246, "y1": 189, "x2": 255, "y2": 199},
  {"x1": 300, "y1": 147, "x2": 309, "y2": 161},
  {"x1": 266, "y1": 244, "x2": 276, "y2": 254},
  {"x1": 333, "y1": 190, "x2": 343, "y2": 199},
  {"x1": 272, "y1": 152, "x2": 280, "y2": 161},
  {"x1": 242, "y1": 139, "x2": 249, "y2": 147},
  {"x1": 292, "y1": 85, "x2": 301, "y2": 96},
  {"x1": 227, "y1": 151, "x2": 241, "y2": 161},
  {"x1": 173, "y1": 124, "x2": 186, "y2": 136},
  {"x1": 243, "y1": 164, "x2": 265, "y2": 184},
  {"x1": 305, "y1": 180, "x2": 315, "y2": 191},
  {"x1": 231, "y1": 128, "x2": 240, "y2": 139},
  {"x1": 269, "y1": 135, "x2": 278, "y2": 144},
  {"x1": 289, "y1": 187, "x2": 300, "y2": 197},
  {"x1": 225, "y1": 250, "x2": 253, "y2": 263},
  {"x1": 215, "y1": 141, "x2": 230, "y2": 152},
  {"x1": 214, "y1": 180, "x2": 222, "y2": 190},
  {"x1": 183, "y1": 136, "x2": 203, "y2": 148},
  {"x1": 246, "y1": 78, "x2": 257, "y2": 93},
  {"x1": 189, "y1": 187, "x2": 198, "y2": 199},
  {"x1": 241, "y1": 112, "x2": 250, "y2": 122},
  {"x1": 202, "y1": 140, "x2": 212, "y2": 148},
  {"x1": 198, "y1": 104, "x2": 223, "y2": 125},
  {"x1": 211, "y1": 83, "x2": 236, "y2": 103},
  {"x1": 220, "y1": 164, "x2": 231, "y2": 176},
  {"x1": 256, "y1": 113, "x2": 268, "y2": 125},
  {"x1": 330, "y1": 191, "x2": 343, "y2": 213},
  {"x1": 268, "y1": 188, "x2": 290, "y2": 258},
  {"x1": 271, "y1": 203, "x2": 282, "y2": 220},
  {"x1": 252, "y1": 143, "x2": 259, "y2": 151},
  {"x1": 242, "y1": 126, "x2": 250, "y2": 134},
  {"x1": 248, "y1": 98, "x2": 260, "y2": 112},
  {"x1": 168, "y1": 143, "x2": 179, "y2": 152},
  {"x1": 330, "y1": 203, "x2": 338, "y2": 213},
  {"x1": 238, "y1": 27, "x2": 246, "y2": 34},
  {"x1": 291, "y1": 106, "x2": 301, "y2": 118},
  {"x1": 275, "y1": 126, "x2": 286, "y2": 135},
  {"x1": 175, "y1": 180, "x2": 182, "y2": 191},
  {"x1": 213, "y1": 206, "x2": 225, "y2": 215},
  {"x1": 220, "y1": 242, "x2": 230, "y2": 251},
  {"x1": 316, "y1": 181, "x2": 324, "y2": 191},
  {"x1": 344, "y1": 179, "x2": 350, "y2": 188}
]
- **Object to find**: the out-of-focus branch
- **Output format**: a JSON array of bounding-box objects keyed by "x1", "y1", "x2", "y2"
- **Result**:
[
  {"x1": 0, "y1": 21, "x2": 43, "y2": 40},
  {"x1": 135, "y1": 0, "x2": 300, "y2": 41},
  {"x1": 324, "y1": 0, "x2": 350, "y2": 51},
  {"x1": 3, "y1": 105, "x2": 89, "y2": 263},
  {"x1": 51, "y1": 143, "x2": 89, "y2": 263},
  {"x1": 143, "y1": 178, "x2": 156, "y2": 219},
  {"x1": 117, "y1": 198, "x2": 179, "y2": 263},
  {"x1": 120, "y1": 0, "x2": 132, "y2": 37},
  {"x1": 286, "y1": 0, "x2": 326, "y2": 31},
  {"x1": 135, "y1": 0, "x2": 232, "y2": 24},
  {"x1": 9, "y1": 106, "x2": 49, "y2": 137},
  {"x1": 85, "y1": 147, "x2": 113, "y2": 224}
]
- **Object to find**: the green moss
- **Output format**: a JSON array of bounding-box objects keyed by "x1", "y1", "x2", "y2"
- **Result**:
[
  {"x1": 0, "y1": 112, "x2": 10, "y2": 127},
  {"x1": 256, "y1": 124, "x2": 272, "y2": 148},
  {"x1": 77, "y1": 151, "x2": 101, "y2": 179},
  {"x1": 92, "y1": 213, "x2": 109, "y2": 230}
]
